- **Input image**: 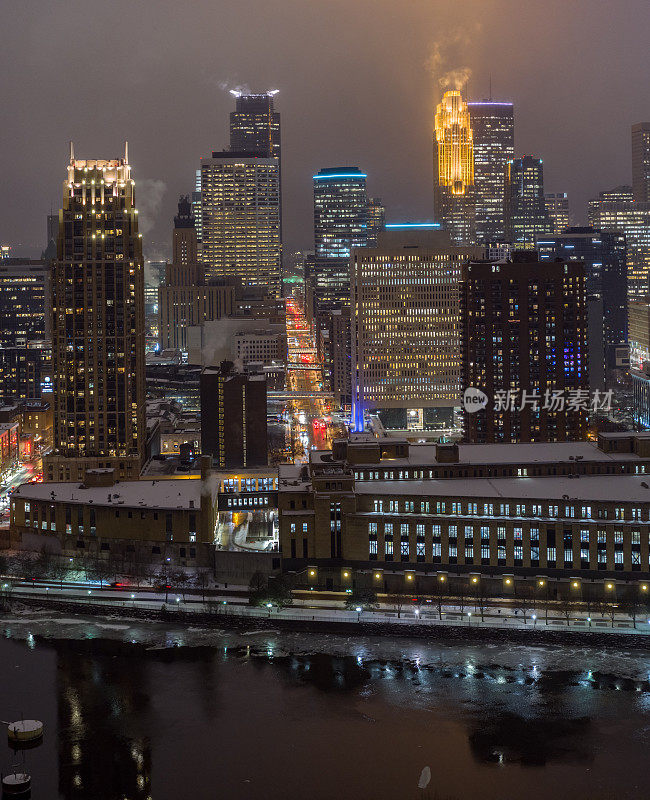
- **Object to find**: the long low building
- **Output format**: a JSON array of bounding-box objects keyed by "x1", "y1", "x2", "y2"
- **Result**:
[
  {"x1": 10, "y1": 461, "x2": 218, "y2": 569},
  {"x1": 278, "y1": 433, "x2": 650, "y2": 599}
]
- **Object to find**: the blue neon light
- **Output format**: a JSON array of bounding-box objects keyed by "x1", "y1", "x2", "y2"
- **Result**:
[
  {"x1": 313, "y1": 173, "x2": 367, "y2": 180},
  {"x1": 385, "y1": 222, "x2": 441, "y2": 229}
]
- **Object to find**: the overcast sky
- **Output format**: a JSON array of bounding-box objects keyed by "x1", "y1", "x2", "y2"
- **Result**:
[{"x1": 2, "y1": 0, "x2": 650, "y2": 260}]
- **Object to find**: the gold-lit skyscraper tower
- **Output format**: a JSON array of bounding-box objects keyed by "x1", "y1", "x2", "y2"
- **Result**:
[
  {"x1": 45, "y1": 143, "x2": 146, "y2": 482},
  {"x1": 433, "y1": 90, "x2": 476, "y2": 245}
]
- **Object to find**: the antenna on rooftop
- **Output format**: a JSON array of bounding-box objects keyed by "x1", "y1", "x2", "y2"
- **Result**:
[{"x1": 69, "y1": 141, "x2": 74, "y2": 163}]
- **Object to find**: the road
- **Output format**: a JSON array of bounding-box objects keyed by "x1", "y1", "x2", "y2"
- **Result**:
[
  {"x1": 0, "y1": 462, "x2": 37, "y2": 524},
  {"x1": 285, "y1": 295, "x2": 344, "y2": 461}
]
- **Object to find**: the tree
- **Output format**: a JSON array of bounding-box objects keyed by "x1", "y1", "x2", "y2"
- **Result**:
[
  {"x1": 474, "y1": 583, "x2": 489, "y2": 623},
  {"x1": 344, "y1": 588, "x2": 378, "y2": 612},
  {"x1": 87, "y1": 558, "x2": 112, "y2": 588},
  {"x1": 430, "y1": 580, "x2": 446, "y2": 620},
  {"x1": 557, "y1": 598, "x2": 573, "y2": 626},
  {"x1": 248, "y1": 573, "x2": 293, "y2": 609},
  {"x1": 170, "y1": 569, "x2": 191, "y2": 600},
  {"x1": 387, "y1": 591, "x2": 407, "y2": 619},
  {"x1": 194, "y1": 571, "x2": 210, "y2": 603}
]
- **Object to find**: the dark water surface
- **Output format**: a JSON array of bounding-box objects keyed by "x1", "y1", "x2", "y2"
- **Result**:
[{"x1": 0, "y1": 611, "x2": 649, "y2": 799}]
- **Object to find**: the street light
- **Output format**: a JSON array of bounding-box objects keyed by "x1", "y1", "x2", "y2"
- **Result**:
[
  {"x1": 355, "y1": 605, "x2": 362, "y2": 622},
  {"x1": 266, "y1": 602, "x2": 272, "y2": 618},
  {"x1": 532, "y1": 614, "x2": 537, "y2": 627},
  {"x1": 467, "y1": 612, "x2": 471, "y2": 626}
]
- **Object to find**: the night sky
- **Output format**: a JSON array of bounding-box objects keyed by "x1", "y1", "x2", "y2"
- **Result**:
[{"x1": 2, "y1": 0, "x2": 650, "y2": 259}]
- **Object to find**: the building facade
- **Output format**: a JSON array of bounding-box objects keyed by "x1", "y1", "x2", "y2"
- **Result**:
[
  {"x1": 278, "y1": 434, "x2": 650, "y2": 596},
  {"x1": 45, "y1": 146, "x2": 146, "y2": 483},
  {"x1": 629, "y1": 299, "x2": 650, "y2": 370},
  {"x1": 200, "y1": 362, "x2": 267, "y2": 468},
  {"x1": 313, "y1": 167, "x2": 368, "y2": 311},
  {"x1": 504, "y1": 156, "x2": 551, "y2": 248},
  {"x1": 466, "y1": 100, "x2": 514, "y2": 244},
  {"x1": 366, "y1": 197, "x2": 385, "y2": 247},
  {"x1": 201, "y1": 151, "x2": 281, "y2": 296},
  {"x1": 588, "y1": 186, "x2": 650, "y2": 300},
  {"x1": 536, "y1": 227, "x2": 627, "y2": 370},
  {"x1": 461, "y1": 253, "x2": 589, "y2": 443},
  {"x1": 229, "y1": 91, "x2": 281, "y2": 159},
  {"x1": 0, "y1": 260, "x2": 51, "y2": 347},
  {"x1": 632, "y1": 122, "x2": 650, "y2": 203},
  {"x1": 351, "y1": 227, "x2": 482, "y2": 431},
  {"x1": 545, "y1": 192, "x2": 570, "y2": 233},
  {"x1": 433, "y1": 90, "x2": 476, "y2": 245}
]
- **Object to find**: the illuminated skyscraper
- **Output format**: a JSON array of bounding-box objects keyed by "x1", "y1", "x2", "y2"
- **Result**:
[
  {"x1": 201, "y1": 151, "x2": 281, "y2": 296},
  {"x1": 351, "y1": 225, "x2": 482, "y2": 432},
  {"x1": 466, "y1": 100, "x2": 514, "y2": 243},
  {"x1": 588, "y1": 186, "x2": 650, "y2": 299},
  {"x1": 313, "y1": 167, "x2": 368, "y2": 310},
  {"x1": 504, "y1": 156, "x2": 551, "y2": 247},
  {"x1": 632, "y1": 123, "x2": 650, "y2": 203},
  {"x1": 229, "y1": 90, "x2": 281, "y2": 159},
  {"x1": 45, "y1": 144, "x2": 146, "y2": 482},
  {"x1": 433, "y1": 90, "x2": 476, "y2": 245},
  {"x1": 545, "y1": 192, "x2": 570, "y2": 233},
  {"x1": 461, "y1": 253, "x2": 588, "y2": 443},
  {"x1": 192, "y1": 168, "x2": 202, "y2": 246},
  {"x1": 366, "y1": 197, "x2": 385, "y2": 246}
]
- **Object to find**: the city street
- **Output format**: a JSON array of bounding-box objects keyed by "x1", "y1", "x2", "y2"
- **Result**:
[{"x1": 285, "y1": 295, "x2": 335, "y2": 461}]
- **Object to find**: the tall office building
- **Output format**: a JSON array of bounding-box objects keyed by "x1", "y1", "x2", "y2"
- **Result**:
[
  {"x1": 545, "y1": 192, "x2": 570, "y2": 233},
  {"x1": 0, "y1": 260, "x2": 51, "y2": 347},
  {"x1": 200, "y1": 360, "x2": 267, "y2": 468},
  {"x1": 629, "y1": 299, "x2": 650, "y2": 369},
  {"x1": 536, "y1": 227, "x2": 627, "y2": 370},
  {"x1": 229, "y1": 90, "x2": 281, "y2": 159},
  {"x1": 192, "y1": 169, "x2": 202, "y2": 246},
  {"x1": 504, "y1": 156, "x2": 552, "y2": 247},
  {"x1": 433, "y1": 90, "x2": 476, "y2": 245},
  {"x1": 467, "y1": 100, "x2": 514, "y2": 243},
  {"x1": 158, "y1": 197, "x2": 234, "y2": 351},
  {"x1": 201, "y1": 151, "x2": 281, "y2": 296},
  {"x1": 632, "y1": 123, "x2": 650, "y2": 203},
  {"x1": 45, "y1": 145, "x2": 146, "y2": 482},
  {"x1": 313, "y1": 167, "x2": 368, "y2": 310},
  {"x1": 351, "y1": 225, "x2": 483, "y2": 432},
  {"x1": 588, "y1": 186, "x2": 650, "y2": 299},
  {"x1": 367, "y1": 197, "x2": 386, "y2": 246},
  {"x1": 461, "y1": 252, "x2": 588, "y2": 443}
]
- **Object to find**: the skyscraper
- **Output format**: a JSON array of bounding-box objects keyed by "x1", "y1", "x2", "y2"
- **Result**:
[
  {"x1": 45, "y1": 144, "x2": 145, "y2": 482},
  {"x1": 536, "y1": 227, "x2": 627, "y2": 370},
  {"x1": 229, "y1": 90, "x2": 281, "y2": 159},
  {"x1": 192, "y1": 168, "x2": 202, "y2": 246},
  {"x1": 545, "y1": 192, "x2": 570, "y2": 233},
  {"x1": 588, "y1": 186, "x2": 650, "y2": 299},
  {"x1": 467, "y1": 100, "x2": 514, "y2": 243},
  {"x1": 461, "y1": 252, "x2": 588, "y2": 443},
  {"x1": 433, "y1": 90, "x2": 476, "y2": 245},
  {"x1": 313, "y1": 167, "x2": 368, "y2": 310},
  {"x1": 201, "y1": 151, "x2": 281, "y2": 296},
  {"x1": 504, "y1": 156, "x2": 551, "y2": 247},
  {"x1": 632, "y1": 122, "x2": 650, "y2": 203},
  {"x1": 366, "y1": 197, "x2": 385, "y2": 246},
  {"x1": 351, "y1": 226, "x2": 482, "y2": 432}
]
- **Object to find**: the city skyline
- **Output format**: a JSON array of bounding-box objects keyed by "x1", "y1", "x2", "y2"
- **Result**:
[{"x1": 2, "y1": 0, "x2": 650, "y2": 258}]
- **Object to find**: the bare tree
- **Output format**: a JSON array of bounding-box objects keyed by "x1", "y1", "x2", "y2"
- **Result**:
[
  {"x1": 388, "y1": 591, "x2": 407, "y2": 619},
  {"x1": 557, "y1": 598, "x2": 573, "y2": 626}
]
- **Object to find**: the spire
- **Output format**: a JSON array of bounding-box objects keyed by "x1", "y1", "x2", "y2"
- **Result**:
[
  {"x1": 124, "y1": 140, "x2": 129, "y2": 164},
  {"x1": 69, "y1": 141, "x2": 74, "y2": 163}
]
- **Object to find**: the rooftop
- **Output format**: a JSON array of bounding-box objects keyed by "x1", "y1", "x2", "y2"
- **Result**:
[{"x1": 14, "y1": 478, "x2": 206, "y2": 510}]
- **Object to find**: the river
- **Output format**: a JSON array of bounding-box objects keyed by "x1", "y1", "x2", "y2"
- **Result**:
[{"x1": 0, "y1": 609, "x2": 649, "y2": 799}]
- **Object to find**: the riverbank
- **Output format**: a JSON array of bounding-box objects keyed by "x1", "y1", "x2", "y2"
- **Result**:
[{"x1": 7, "y1": 593, "x2": 650, "y2": 650}]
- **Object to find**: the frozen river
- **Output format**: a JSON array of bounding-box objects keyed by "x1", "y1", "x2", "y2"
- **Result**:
[{"x1": 1, "y1": 609, "x2": 649, "y2": 799}]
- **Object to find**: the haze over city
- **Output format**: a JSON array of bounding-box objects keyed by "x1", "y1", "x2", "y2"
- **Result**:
[{"x1": 2, "y1": 0, "x2": 650, "y2": 257}]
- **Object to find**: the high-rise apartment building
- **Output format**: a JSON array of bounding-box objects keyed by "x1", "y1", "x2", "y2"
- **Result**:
[
  {"x1": 45, "y1": 145, "x2": 146, "y2": 483},
  {"x1": 588, "y1": 186, "x2": 650, "y2": 299},
  {"x1": 200, "y1": 361, "x2": 267, "y2": 468},
  {"x1": 536, "y1": 227, "x2": 627, "y2": 369},
  {"x1": 158, "y1": 197, "x2": 234, "y2": 351},
  {"x1": 461, "y1": 252, "x2": 588, "y2": 443},
  {"x1": 466, "y1": 100, "x2": 514, "y2": 243},
  {"x1": 632, "y1": 123, "x2": 650, "y2": 203},
  {"x1": 313, "y1": 167, "x2": 368, "y2": 310},
  {"x1": 351, "y1": 226, "x2": 482, "y2": 432},
  {"x1": 201, "y1": 151, "x2": 281, "y2": 296},
  {"x1": 504, "y1": 156, "x2": 551, "y2": 247},
  {"x1": 545, "y1": 192, "x2": 570, "y2": 233},
  {"x1": 192, "y1": 169, "x2": 202, "y2": 246},
  {"x1": 628, "y1": 299, "x2": 650, "y2": 370},
  {"x1": 433, "y1": 90, "x2": 476, "y2": 245}
]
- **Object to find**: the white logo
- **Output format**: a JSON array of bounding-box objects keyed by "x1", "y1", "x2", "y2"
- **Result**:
[{"x1": 463, "y1": 387, "x2": 488, "y2": 413}]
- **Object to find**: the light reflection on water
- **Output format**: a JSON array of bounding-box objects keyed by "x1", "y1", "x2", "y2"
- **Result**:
[{"x1": 0, "y1": 612, "x2": 649, "y2": 799}]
